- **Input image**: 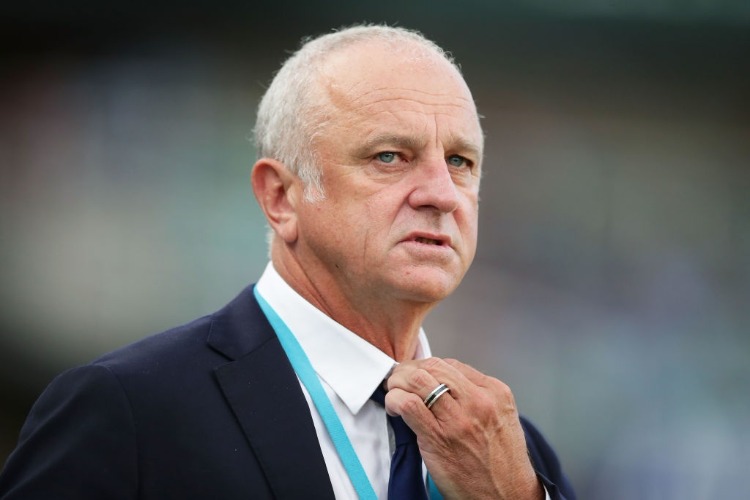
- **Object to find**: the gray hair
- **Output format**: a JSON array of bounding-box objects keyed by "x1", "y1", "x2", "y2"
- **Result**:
[{"x1": 253, "y1": 24, "x2": 462, "y2": 201}]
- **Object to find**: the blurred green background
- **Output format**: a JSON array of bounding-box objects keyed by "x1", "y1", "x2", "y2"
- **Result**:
[{"x1": 1, "y1": 1, "x2": 748, "y2": 497}]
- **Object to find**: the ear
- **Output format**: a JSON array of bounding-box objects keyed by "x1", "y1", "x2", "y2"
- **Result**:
[{"x1": 251, "y1": 158, "x2": 300, "y2": 244}]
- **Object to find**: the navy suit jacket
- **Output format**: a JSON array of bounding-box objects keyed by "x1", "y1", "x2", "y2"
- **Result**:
[{"x1": 0, "y1": 285, "x2": 575, "y2": 499}]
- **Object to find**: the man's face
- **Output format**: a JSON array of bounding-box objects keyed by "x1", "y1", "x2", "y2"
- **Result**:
[{"x1": 292, "y1": 42, "x2": 483, "y2": 306}]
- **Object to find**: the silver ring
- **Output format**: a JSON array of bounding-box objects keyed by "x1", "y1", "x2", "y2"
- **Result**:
[{"x1": 423, "y1": 383, "x2": 450, "y2": 410}]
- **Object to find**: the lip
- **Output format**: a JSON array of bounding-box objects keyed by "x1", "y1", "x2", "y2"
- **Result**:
[{"x1": 401, "y1": 231, "x2": 453, "y2": 248}]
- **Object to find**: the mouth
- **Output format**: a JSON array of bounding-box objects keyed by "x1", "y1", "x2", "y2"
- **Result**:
[
  {"x1": 414, "y1": 236, "x2": 444, "y2": 246},
  {"x1": 405, "y1": 232, "x2": 452, "y2": 248}
]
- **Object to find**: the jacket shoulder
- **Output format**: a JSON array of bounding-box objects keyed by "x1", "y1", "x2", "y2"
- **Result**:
[{"x1": 520, "y1": 416, "x2": 577, "y2": 500}]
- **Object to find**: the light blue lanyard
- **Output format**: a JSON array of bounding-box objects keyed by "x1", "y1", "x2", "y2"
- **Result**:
[
  {"x1": 254, "y1": 287, "x2": 444, "y2": 500},
  {"x1": 254, "y1": 288, "x2": 377, "y2": 499}
]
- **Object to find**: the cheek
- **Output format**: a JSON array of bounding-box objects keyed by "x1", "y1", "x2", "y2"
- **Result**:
[
  {"x1": 363, "y1": 188, "x2": 404, "y2": 225},
  {"x1": 459, "y1": 198, "x2": 480, "y2": 244},
  {"x1": 300, "y1": 202, "x2": 347, "y2": 250}
]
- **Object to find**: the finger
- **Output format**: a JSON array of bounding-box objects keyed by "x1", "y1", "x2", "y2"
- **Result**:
[
  {"x1": 383, "y1": 387, "x2": 426, "y2": 418},
  {"x1": 385, "y1": 381, "x2": 460, "y2": 422},
  {"x1": 443, "y1": 358, "x2": 496, "y2": 389},
  {"x1": 384, "y1": 386, "x2": 457, "y2": 433},
  {"x1": 442, "y1": 359, "x2": 517, "y2": 408},
  {"x1": 386, "y1": 361, "x2": 441, "y2": 397},
  {"x1": 388, "y1": 358, "x2": 471, "y2": 402}
]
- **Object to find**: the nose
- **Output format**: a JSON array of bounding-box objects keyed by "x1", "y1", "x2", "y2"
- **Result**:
[{"x1": 407, "y1": 156, "x2": 459, "y2": 213}]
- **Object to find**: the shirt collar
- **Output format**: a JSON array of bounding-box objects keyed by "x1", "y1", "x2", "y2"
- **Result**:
[{"x1": 255, "y1": 262, "x2": 432, "y2": 415}]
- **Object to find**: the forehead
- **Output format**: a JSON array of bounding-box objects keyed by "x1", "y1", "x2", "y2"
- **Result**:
[{"x1": 316, "y1": 41, "x2": 483, "y2": 146}]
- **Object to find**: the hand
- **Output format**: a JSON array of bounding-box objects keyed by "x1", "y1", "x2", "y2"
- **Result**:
[{"x1": 385, "y1": 357, "x2": 544, "y2": 500}]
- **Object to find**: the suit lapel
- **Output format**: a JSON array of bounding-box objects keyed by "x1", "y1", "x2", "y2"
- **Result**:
[{"x1": 209, "y1": 286, "x2": 335, "y2": 499}]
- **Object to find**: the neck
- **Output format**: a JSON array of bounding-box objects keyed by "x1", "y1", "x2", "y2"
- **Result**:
[{"x1": 271, "y1": 252, "x2": 433, "y2": 361}]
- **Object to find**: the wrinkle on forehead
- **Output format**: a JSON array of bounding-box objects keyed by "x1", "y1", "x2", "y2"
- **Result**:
[
  {"x1": 325, "y1": 76, "x2": 475, "y2": 109},
  {"x1": 323, "y1": 76, "x2": 479, "y2": 126},
  {"x1": 347, "y1": 86, "x2": 475, "y2": 105},
  {"x1": 313, "y1": 40, "x2": 483, "y2": 154},
  {"x1": 354, "y1": 98, "x2": 475, "y2": 115},
  {"x1": 318, "y1": 41, "x2": 474, "y2": 105}
]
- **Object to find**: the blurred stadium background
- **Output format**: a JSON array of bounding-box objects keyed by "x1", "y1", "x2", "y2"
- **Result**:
[{"x1": 1, "y1": 1, "x2": 748, "y2": 498}]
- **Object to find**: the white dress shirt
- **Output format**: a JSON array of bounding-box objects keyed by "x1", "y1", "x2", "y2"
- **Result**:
[{"x1": 255, "y1": 263, "x2": 550, "y2": 500}]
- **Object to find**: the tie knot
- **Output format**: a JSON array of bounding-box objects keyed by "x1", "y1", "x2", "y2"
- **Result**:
[
  {"x1": 369, "y1": 385, "x2": 419, "y2": 448},
  {"x1": 370, "y1": 384, "x2": 387, "y2": 406}
]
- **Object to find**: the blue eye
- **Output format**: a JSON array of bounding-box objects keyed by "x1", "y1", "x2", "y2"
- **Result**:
[
  {"x1": 447, "y1": 155, "x2": 467, "y2": 167},
  {"x1": 377, "y1": 152, "x2": 397, "y2": 163}
]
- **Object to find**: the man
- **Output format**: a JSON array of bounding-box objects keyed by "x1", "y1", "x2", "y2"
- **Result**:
[{"x1": 0, "y1": 25, "x2": 575, "y2": 499}]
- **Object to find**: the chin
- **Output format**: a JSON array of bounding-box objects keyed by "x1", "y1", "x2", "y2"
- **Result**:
[{"x1": 391, "y1": 271, "x2": 462, "y2": 304}]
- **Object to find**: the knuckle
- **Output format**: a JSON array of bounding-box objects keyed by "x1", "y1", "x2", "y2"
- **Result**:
[
  {"x1": 409, "y1": 368, "x2": 434, "y2": 390},
  {"x1": 468, "y1": 385, "x2": 517, "y2": 418},
  {"x1": 497, "y1": 382, "x2": 514, "y2": 402},
  {"x1": 402, "y1": 394, "x2": 425, "y2": 415},
  {"x1": 488, "y1": 377, "x2": 512, "y2": 398},
  {"x1": 422, "y1": 356, "x2": 444, "y2": 371},
  {"x1": 492, "y1": 385, "x2": 519, "y2": 416}
]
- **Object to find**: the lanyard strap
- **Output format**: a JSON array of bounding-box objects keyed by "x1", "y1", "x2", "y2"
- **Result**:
[
  {"x1": 254, "y1": 287, "x2": 378, "y2": 500},
  {"x1": 254, "y1": 286, "x2": 444, "y2": 500}
]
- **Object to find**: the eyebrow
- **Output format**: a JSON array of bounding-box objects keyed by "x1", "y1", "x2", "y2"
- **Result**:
[
  {"x1": 446, "y1": 135, "x2": 483, "y2": 160},
  {"x1": 353, "y1": 134, "x2": 425, "y2": 158}
]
